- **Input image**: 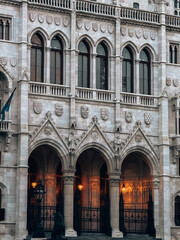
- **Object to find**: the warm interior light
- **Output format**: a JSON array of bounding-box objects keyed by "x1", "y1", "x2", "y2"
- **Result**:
[
  {"x1": 78, "y1": 184, "x2": 83, "y2": 191},
  {"x1": 32, "y1": 182, "x2": 37, "y2": 189},
  {"x1": 122, "y1": 183, "x2": 126, "y2": 191}
]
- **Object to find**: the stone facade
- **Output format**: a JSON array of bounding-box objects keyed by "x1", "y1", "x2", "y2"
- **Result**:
[{"x1": 0, "y1": 0, "x2": 180, "y2": 240}]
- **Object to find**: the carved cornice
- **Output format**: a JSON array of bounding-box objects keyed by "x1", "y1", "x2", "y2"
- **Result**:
[
  {"x1": 120, "y1": 19, "x2": 160, "y2": 29},
  {"x1": 0, "y1": 0, "x2": 21, "y2": 7},
  {"x1": 28, "y1": 4, "x2": 71, "y2": 15}
]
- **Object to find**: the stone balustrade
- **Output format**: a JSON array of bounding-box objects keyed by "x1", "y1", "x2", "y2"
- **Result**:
[
  {"x1": 0, "y1": 120, "x2": 11, "y2": 132},
  {"x1": 28, "y1": 0, "x2": 71, "y2": 9},
  {"x1": 166, "y1": 15, "x2": 180, "y2": 26}
]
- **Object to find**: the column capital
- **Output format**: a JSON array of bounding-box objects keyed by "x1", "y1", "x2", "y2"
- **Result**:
[
  {"x1": 63, "y1": 175, "x2": 75, "y2": 185},
  {"x1": 153, "y1": 178, "x2": 160, "y2": 189},
  {"x1": 109, "y1": 178, "x2": 120, "y2": 187}
]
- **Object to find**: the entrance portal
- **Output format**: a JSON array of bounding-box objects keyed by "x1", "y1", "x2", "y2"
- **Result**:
[
  {"x1": 74, "y1": 149, "x2": 111, "y2": 235},
  {"x1": 27, "y1": 145, "x2": 63, "y2": 234},
  {"x1": 120, "y1": 152, "x2": 155, "y2": 236}
]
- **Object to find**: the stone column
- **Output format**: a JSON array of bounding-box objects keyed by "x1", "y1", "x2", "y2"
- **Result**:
[
  {"x1": 153, "y1": 178, "x2": 161, "y2": 238},
  {"x1": 135, "y1": 59, "x2": 140, "y2": 94},
  {"x1": 46, "y1": 46, "x2": 51, "y2": 84},
  {"x1": 109, "y1": 178, "x2": 123, "y2": 238},
  {"x1": 63, "y1": 174, "x2": 77, "y2": 237}
]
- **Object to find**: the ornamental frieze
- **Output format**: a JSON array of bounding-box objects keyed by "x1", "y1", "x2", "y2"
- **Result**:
[{"x1": 120, "y1": 26, "x2": 156, "y2": 40}]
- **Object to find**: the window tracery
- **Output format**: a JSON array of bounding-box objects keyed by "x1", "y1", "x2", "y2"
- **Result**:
[{"x1": 0, "y1": 17, "x2": 11, "y2": 41}]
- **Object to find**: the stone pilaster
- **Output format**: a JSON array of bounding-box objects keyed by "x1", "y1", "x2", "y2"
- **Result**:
[
  {"x1": 63, "y1": 174, "x2": 77, "y2": 237},
  {"x1": 109, "y1": 177, "x2": 123, "y2": 238},
  {"x1": 153, "y1": 178, "x2": 161, "y2": 239}
]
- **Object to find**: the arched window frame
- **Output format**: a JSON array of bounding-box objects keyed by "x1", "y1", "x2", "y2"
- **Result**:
[
  {"x1": 50, "y1": 35, "x2": 63, "y2": 85},
  {"x1": 175, "y1": 194, "x2": 180, "y2": 226},
  {"x1": 96, "y1": 42, "x2": 108, "y2": 90},
  {"x1": 0, "y1": 183, "x2": 6, "y2": 221},
  {"x1": 5, "y1": 20, "x2": 10, "y2": 41},
  {"x1": 169, "y1": 45, "x2": 173, "y2": 63},
  {"x1": 0, "y1": 19, "x2": 3, "y2": 40},
  {"x1": 122, "y1": 46, "x2": 134, "y2": 93},
  {"x1": 30, "y1": 32, "x2": 44, "y2": 83},
  {"x1": 78, "y1": 39, "x2": 90, "y2": 88},
  {"x1": 139, "y1": 48, "x2": 151, "y2": 95}
]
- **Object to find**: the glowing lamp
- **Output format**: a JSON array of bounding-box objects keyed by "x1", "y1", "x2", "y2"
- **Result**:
[
  {"x1": 78, "y1": 184, "x2": 83, "y2": 191},
  {"x1": 122, "y1": 183, "x2": 126, "y2": 191},
  {"x1": 32, "y1": 182, "x2": 37, "y2": 189}
]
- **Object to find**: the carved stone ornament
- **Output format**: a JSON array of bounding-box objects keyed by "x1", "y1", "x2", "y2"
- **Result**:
[
  {"x1": 77, "y1": 20, "x2": 83, "y2": 29},
  {"x1": 128, "y1": 28, "x2": 134, "y2": 37},
  {"x1": 81, "y1": 105, "x2": 89, "y2": 119},
  {"x1": 0, "y1": 57, "x2": 7, "y2": 66},
  {"x1": 166, "y1": 77, "x2": 171, "y2": 86},
  {"x1": 10, "y1": 58, "x2": 17, "y2": 67},
  {"x1": 150, "y1": 32, "x2": 155, "y2": 40},
  {"x1": 33, "y1": 101, "x2": 42, "y2": 114},
  {"x1": 92, "y1": 116, "x2": 98, "y2": 123},
  {"x1": 135, "y1": 29, "x2": 142, "y2": 38},
  {"x1": 125, "y1": 111, "x2": 133, "y2": 123},
  {"x1": 109, "y1": 178, "x2": 120, "y2": 187},
  {"x1": 46, "y1": 15, "x2": 53, "y2": 24},
  {"x1": 143, "y1": 31, "x2": 149, "y2": 39},
  {"x1": 85, "y1": 22, "x2": 91, "y2": 31},
  {"x1": 173, "y1": 78, "x2": 179, "y2": 87},
  {"x1": 135, "y1": 134, "x2": 142, "y2": 143},
  {"x1": 144, "y1": 112, "x2": 152, "y2": 125},
  {"x1": 55, "y1": 103, "x2": 63, "y2": 116},
  {"x1": 101, "y1": 108, "x2": 109, "y2": 121},
  {"x1": 92, "y1": 22, "x2": 98, "y2": 32},
  {"x1": 108, "y1": 25, "x2": 114, "y2": 34},
  {"x1": 44, "y1": 123, "x2": 52, "y2": 136},
  {"x1": 54, "y1": 17, "x2": 61, "y2": 26},
  {"x1": 63, "y1": 17, "x2": 69, "y2": 27},
  {"x1": 29, "y1": 12, "x2": 36, "y2": 22},
  {"x1": 153, "y1": 179, "x2": 160, "y2": 189},
  {"x1": 38, "y1": 14, "x2": 44, "y2": 23},
  {"x1": 63, "y1": 176, "x2": 75, "y2": 185},
  {"x1": 121, "y1": 27, "x2": 127, "y2": 36},
  {"x1": 100, "y1": 24, "x2": 106, "y2": 33},
  {"x1": 91, "y1": 130, "x2": 98, "y2": 140}
]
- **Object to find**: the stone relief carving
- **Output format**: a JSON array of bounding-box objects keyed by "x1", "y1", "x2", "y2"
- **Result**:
[
  {"x1": 150, "y1": 32, "x2": 155, "y2": 40},
  {"x1": 128, "y1": 28, "x2": 134, "y2": 37},
  {"x1": 166, "y1": 77, "x2": 171, "y2": 86},
  {"x1": 135, "y1": 134, "x2": 142, "y2": 143},
  {"x1": 144, "y1": 112, "x2": 152, "y2": 125},
  {"x1": 54, "y1": 17, "x2": 61, "y2": 26},
  {"x1": 91, "y1": 130, "x2": 98, "y2": 140},
  {"x1": 33, "y1": 101, "x2": 42, "y2": 114},
  {"x1": 108, "y1": 178, "x2": 120, "y2": 187},
  {"x1": 29, "y1": 12, "x2": 36, "y2": 22},
  {"x1": 5, "y1": 132, "x2": 12, "y2": 152},
  {"x1": 135, "y1": 29, "x2": 142, "y2": 38},
  {"x1": 44, "y1": 123, "x2": 52, "y2": 136},
  {"x1": 77, "y1": 20, "x2": 83, "y2": 29},
  {"x1": 81, "y1": 105, "x2": 89, "y2": 119},
  {"x1": 63, "y1": 17, "x2": 69, "y2": 27},
  {"x1": 10, "y1": 58, "x2": 17, "y2": 67},
  {"x1": 92, "y1": 22, "x2": 98, "y2": 32},
  {"x1": 174, "y1": 145, "x2": 180, "y2": 164},
  {"x1": 100, "y1": 24, "x2": 106, "y2": 33},
  {"x1": 143, "y1": 31, "x2": 149, "y2": 39},
  {"x1": 85, "y1": 22, "x2": 91, "y2": 31},
  {"x1": 38, "y1": 14, "x2": 44, "y2": 23},
  {"x1": 46, "y1": 15, "x2": 53, "y2": 24},
  {"x1": 108, "y1": 25, "x2": 114, "y2": 34},
  {"x1": 0, "y1": 57, "x2": 7, "y2": 66},
  {"x1": 125, "y1": 111, "x2": 133, "y2": 123},
  {"x1": 173, "y1": 78, "x2": 179, "y2": 87},
  {"x1": 63, "y1": 176, "x2": 75, "y2": 184},
  {"x1": 101, "y1": 108, "x2": 108, "y2": 121},
  {"x1": 121, "y1": 27, "x2": 127, "y2": 36},
  {"x1": 55, "y1": 103, "x2": 63, "y2": 116}
]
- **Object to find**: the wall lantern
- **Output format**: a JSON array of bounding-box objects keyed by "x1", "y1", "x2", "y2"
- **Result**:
[
  {"x1": 122, "y1": 183, "x2": 126, "y2": 191},
  {"x1": 32, "y1": 182, "x2": 37, "y2": 189},
  {"x1": 78, "y1": 184, "x2": 84, "y2": 191}
]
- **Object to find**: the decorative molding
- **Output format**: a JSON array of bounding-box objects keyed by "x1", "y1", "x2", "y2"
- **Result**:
[
  {"x1": 29, "y1": 12, "x2": 36, "y2": 22},
  {"x1": 125, "y1": 111, "x2": 133, "y2": 123},
  {"x1": 153, "y1": 179, "x2": 160, "y2": 189},
  {"x1": 81, "y1": 105, "x2": 89, "y2": 119},
  {"x1": 0, "y1": 57, "x2": 7, "y2": 66},
  {"x1": 5, "y1": 132, "x2": 12, "y2": 152},
  {"x1": 54, "y1": 17, "x2": 61, "y2": 26},
  {"x1": 92, "y1": 22, "x2": 98, "y2": 32},
  {"x1": 100, "y1": 24, "x2": 106, "y2": 33},
  {"x1": 173, "y1": 78, "x2": 179, "y2": 87},
  {"x1": 101, "y1": 108, "x2": 108, "y2": 121},
  {"x1": 0, "y1": 63, "x2": 14, "y2": 80},
  {"x1": 44, "y1": 123, "x2": 52, "y2": 136},
  {"x1": 121, "y1": 26, "x2": 127, "y2": 36},
  {"x1": 63, "y1": 176, "x2": 75, "y2": 185},
  {"x1": 85, "y1": 21, "x2": 91, "y2": 31},
  {"x1": 166, "y1": 77, "x2": 171, "y2": 86},
  {"x1": 33, "y1": 101, "x2": 42, "y2": 114},
  {"x1": 46, "y1": 15, "x2": 53, "y2": 24},
  {"x1": 144, "y1": 112, "x2": 152, "y2": 125},
  {"x1": 128, "y1": 28, "x2": 134, "y2": 37},
  {"x1": 10, "y1": 58, "x2": 17, "y2": 67},
  {"x1": 77, "y1": 19, "x2": 83, "y2": 29},
  {"x1": 38, "y1": 14, "x2": 44, "y2": 23},
  {"x1": 63, "y1": 17, "x2": 69, "y2": 27},
  {"x1": 108, "y1": 178, "x2": 120, "y2": 187},
  {"x1": 55, "y1": 103, "x2": 63, "y2": 116}
]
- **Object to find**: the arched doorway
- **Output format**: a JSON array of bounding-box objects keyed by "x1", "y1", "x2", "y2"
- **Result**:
[
  {"x1": 74, "y1": 148, "x2": 111, "y2": 235},
  {"x1": 120, "y1": 152, "x2": 155, "y2": 236},
  {"x1": 27, "y1": 145, "x2": 63, "y2": 234}
]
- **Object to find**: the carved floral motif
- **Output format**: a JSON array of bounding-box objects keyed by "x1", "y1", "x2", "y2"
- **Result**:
[{"x1": 135, "y1": 134, "x2": 142, "y2": 143}]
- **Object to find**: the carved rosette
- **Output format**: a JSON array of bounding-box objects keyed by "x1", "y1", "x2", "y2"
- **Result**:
[
  {"x1": 91, "y1": 130, "x2": 98, "y2": 140},
  {"x1": 135, "y1": 134, "x2": 142, "y2": 143},
  {"x1": 108, "y1": 178, "x2": 120, "y2": 187},
  {"x1": 63, "y1": 176, "x2": 75, "y2": 185}
]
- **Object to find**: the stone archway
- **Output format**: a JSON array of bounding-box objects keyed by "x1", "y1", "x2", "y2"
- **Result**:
[
  {"x1": 74, "y1": 148, "x2": 111, "y2": 236},
  {"x1": 120, "y1": 151, "x2": 155, "y2": 236},
  {"x1": 27, "y1": 144, "x2": 63, "y2": 234}
]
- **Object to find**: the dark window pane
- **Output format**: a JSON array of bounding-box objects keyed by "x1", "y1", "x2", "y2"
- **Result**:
[
  {"x1": 36, "y1": 49, "x2": 43, "y2": 82},
  {"x1": 175, "y1": 196, "x2": 180, "y2": 226},
  {"x1": 5, "y1": 21, "x2": 9, "y2": 40},
  {"x1": 50, "y1": 51, "x2": 56, "y2": 84},
  {"x1": 140, "y1": 50, "x2": 148, "y2": 62},
  {"x1": 139, "y1": 62, "x2": 143, "y2": 94},
  {"x1": 169, "y1": 46, "x2": 173, "y2": 63},
  {"x1": 83, "y1": 55, "x2": 89, "y2": 88},
  {"x1": 174, "y1": 46, "x2": 178, "y2": 64},
  {"x1": 0, "y1": 20, "x2": 3, "y2": 39},
  {"x1": 78, "y1": 55, "x2": 83, "y2": 87},
  {"x1": 122, "y1": 47, "x2": 132, "y2": 60},
  {"x1": 31, "y1": 48, "x2": 36, "y2": 82},
  {"x1": 56, "y1": 52, "x2": 61, "y2": 84},
  {"x1": 97, "y1": 43, "x2": 106, "y2": 56},
  {"x1": 31, "y1": 33, "x2": 43, "y2": 46},
  {"x1": 122, "y1": 47, "x2": 133, "y2": 92},
  {"x1": 139, "y1": 49, "x2": 150, "y2": 94},
  {"x1": 51, "y1": 36, "x2": 62, "y2": 50},
  {"x1": 96, "y1": 57, "x2": 101, "y2": 89},
  {"x1": 78, "y1": 41, "x2": 88, "y2": 53}
]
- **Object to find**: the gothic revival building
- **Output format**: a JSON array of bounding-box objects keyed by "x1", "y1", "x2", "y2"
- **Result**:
[{"x1": 1, "y1": 0, "x2": 180, "y2": 240}]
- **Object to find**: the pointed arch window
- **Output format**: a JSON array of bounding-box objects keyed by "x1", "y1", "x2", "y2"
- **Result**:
[
  {"x1": 31, "y1": 33, "x2": 44, "y2": 82},
  {"x1": 122, "y1": 46, "x2": 133, "y2": 93},
  {"x1": 169, "y1": 45, "x2": 173, "y2": 63},
  {"x1": 175, "y1": 0, "x2": 177, "y2": 8},
  {"x1": 0, "y1": 20, "x2": 3, "y2": 39},
  {"x1": 5, "y1": 20, "x2": 9, "y2": 41},
  {"x1": 175, "y1": 195, "x2": 180, "y2": 226},
  {"x1": 139, "y1": 49, "x2": 151, "y2": 95},
  {"x1": 50, "y1": 36, "x2": 63, "y2": 84},
  {"x1": 78, "y1": 40, "x2": 90, "y2": 88},
  {"x1": 96, "y1": 42, "x2": 108, "y2": 90}
]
